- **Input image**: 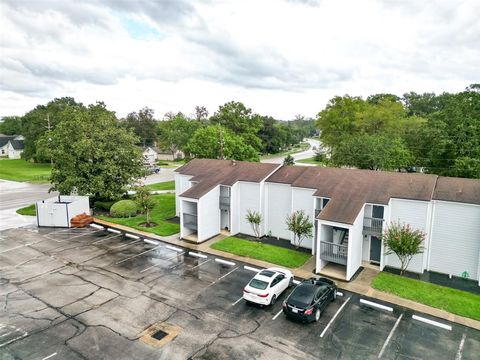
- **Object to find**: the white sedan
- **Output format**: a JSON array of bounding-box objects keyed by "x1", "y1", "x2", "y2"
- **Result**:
[{"x1": 243, "y1": 267, "x2": 294, "y2": 306}]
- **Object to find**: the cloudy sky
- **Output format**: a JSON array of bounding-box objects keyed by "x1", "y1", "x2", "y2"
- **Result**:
[{"x1": 1, "y1": 0, "x2": 479, "y2": 119}]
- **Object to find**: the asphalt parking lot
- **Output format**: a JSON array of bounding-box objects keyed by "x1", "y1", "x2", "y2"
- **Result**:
[{"x1": 1, "y1": 226, "x2": 479, "y2": 359}]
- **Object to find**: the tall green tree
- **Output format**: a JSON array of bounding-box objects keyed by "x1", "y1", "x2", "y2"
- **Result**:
[
  {"x1": 210, "y1": 101, "x2": 263, "y2": 150},
  {"x1": 22, "y1": 97, "x2": 84, "y2": 161},
  {"x1": 185, "y1": 124, "x2": 259, "y2": 161},
  {"x1": 41, "y1": 103, "x2": 144, "y2": 201},
  {"x1": 0, "y1": 116, "x2": 23, "y2": 135},
  {"x1": 332, "y1": 134, "x2": 412, "y2": 171},
  {"x1": 123, "y1": 107, "x2": 157, "y2": 146},
  {"x1": 157, "y1": 112, "x2": 202, "y2": 155}
]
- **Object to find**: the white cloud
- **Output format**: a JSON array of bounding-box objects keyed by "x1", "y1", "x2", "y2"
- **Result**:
[{"x1": 1, "y1": 0, "x2": 478, "y2": 119}]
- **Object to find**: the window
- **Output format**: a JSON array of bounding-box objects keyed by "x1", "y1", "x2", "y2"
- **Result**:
[
  {"x1": 372, "y1": 205, "x2": 384, "y2": 219},
  {"x1": 249, "y1": 279, "x2": 268, "y2": 290},
  {"x1": 322, "y1": 198, "x2": 330, "y2": 208}
]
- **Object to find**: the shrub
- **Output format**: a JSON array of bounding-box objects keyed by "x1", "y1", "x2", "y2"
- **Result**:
[
  {"x1": 94, "y1": 200, "x2": 115, "y2": 211},
  {"x1": 110, "y1": 200, "x2": 138, "y2": 218}
]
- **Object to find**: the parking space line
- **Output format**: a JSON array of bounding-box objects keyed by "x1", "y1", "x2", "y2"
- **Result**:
[
  {"x1": 41, "y1": 353, "x2": 57, "y2": 360},
  {"x1": 360, "y1": 299, "x2": 393, "y2": 312},
  {"x1": 189, "y1": 251, "x2": 208, "y2": 259},
  {"x1": 107, "y1": 228, "x2": 122, "y2": 234},
  {"x1": 0, "y1": 331, "x2": 28, "y2": 348},
  {"x1": 231, "y1": 296, "x2": 244, "y2": 306},
  {"x1": 244, "y1": 265, "x2": 261, "y2": 273},
  {"x1": 272, "y1": 309, "x2": 283, "y2": 320},
  {"x1": 215, "y1": 258, "x2": 235, "y2": 266},
  {"x1": 114, "y1": 245, "x2": 162, "y2": 265},
  {"x1": 455, "y1": 332, "x2": 467, "y2": 360},
  {"x1": 112, "y1": 238, "x2": 142, "y2": 249},
  {"x1": 207, "y1": 267, "x2": 239, "y2": 288},
  {"x1": 92, "y1": 233, "x2": 122, "y2": 244},
  {"x1": 0, "y1": 238, "x2": 51, "y2": 254},
  {"x1": 140, "y1": 251, "x2": 187, "y2": 273},
  {"x1": 0, "y1": 331, "x2": 12, "y2": 338},
  {"x1": 166, "y1": 245, "x2": 183, "y2": 252},
  {"x1": 320, "y1": 297, "x2": 351, "y2": 338},
  {"x1": 144, "y1": 239, "x2": 160, "y2": 245},
  {"x1": 190, "y1": 258, "x2": 211, "y2": 269},
  {"x1": 412, "y1": 315, "x2": 452, "y2": 331},
  {"x1": 378, "y1": 313, "x2": 403, "y2": 358}
]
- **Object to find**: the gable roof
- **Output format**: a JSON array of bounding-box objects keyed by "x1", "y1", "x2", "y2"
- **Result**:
[
  {"x1": 267, "y1": 166, "x2": 439, "y2": 225},
  {"x1": 9, "y1": 139, "x2": 24, "y2": 150},
  {"x1": 433, "y1": 177, "x2": 480, "y2": 205},
  {"x1": 0, "y1": 135, "x2": 15, "y2": 148},
  {"x1": 176, "y1": 159, "x2": 280, "y2": 199}
]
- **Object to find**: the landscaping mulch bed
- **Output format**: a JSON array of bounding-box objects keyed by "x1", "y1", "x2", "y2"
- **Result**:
[{"x1": 234, "y1": 233, "x2": 311, "y2": 254}]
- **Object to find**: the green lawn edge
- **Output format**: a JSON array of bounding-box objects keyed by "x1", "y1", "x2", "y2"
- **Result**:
[
  {"x1": 97, "y1": 193, "x2": 179, "y2": 237},
  {"x1": 372, "y1": 272, "x2": 480, "y2": 321},
  {"x1": 0, "y1": 159, "x2": 51, "y2": 183},
  {"x1": 145, "y1": 180, "x2": 175, "y2": 191},
  {"x1": 211, "y1": 236, "x2": 311, "y2": 268},
  {"x1": 16, "y1": 204, "x2": 36, "y2": 216}
]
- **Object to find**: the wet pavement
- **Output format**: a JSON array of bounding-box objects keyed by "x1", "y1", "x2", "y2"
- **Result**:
[{"x1": 1, "y1": 226, "x2": 479, "y2": 359}]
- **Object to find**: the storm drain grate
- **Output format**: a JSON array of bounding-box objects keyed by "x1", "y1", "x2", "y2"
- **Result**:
[{"x1": 151, "y1": 329, "x2": 168, "y2": 341}]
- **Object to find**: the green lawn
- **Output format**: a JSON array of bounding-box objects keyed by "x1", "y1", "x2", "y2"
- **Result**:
[
  {"x1": 0, "y1": 159, "x2": 51, "y2": 183},
  {"x1": 97, "y1": 193, "x2": 179, "y2": 236},
  {"x1": 16, "y1": 204, "x2": 36, "y2": 216},
  {"x1": 372, "y1": 272, "x2": 480, "y2": 321},
  {"x1": 211, "y1": 236, "x2": 311, "y2": 268},
  {"x1": 261, "y1": 142, "x2": 310, "y2": 160},
  {"x1": 296, "y1": 156, "x2": 326, "y2": 166},
  {"x1": 145, "y1": 180, "x2": 175, "y2": 191}
]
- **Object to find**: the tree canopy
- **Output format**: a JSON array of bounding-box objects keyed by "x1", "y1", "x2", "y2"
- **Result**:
[
  {"x1": 42, "y1": 103, "x2": 144, "y2": 201},
  {"x1": 123, "y1": 107, "x2": 157, "y2": 147},
  {"x1": 185, "y1": 124, "x2": 259, "y2": 161}
]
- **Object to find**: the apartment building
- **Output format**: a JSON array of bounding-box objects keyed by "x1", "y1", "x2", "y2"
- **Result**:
[{"x1": 175, "y1": 159, "x2": 480, "y2": 284}]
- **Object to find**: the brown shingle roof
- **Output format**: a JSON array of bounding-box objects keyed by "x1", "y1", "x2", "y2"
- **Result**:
[
  {"x1": 176, "y1": 159, "x2": 280, "y2": 199},
  {"x1": 267, "y1": 166, "x2": 439, "y2": 224},
  {"x1": 433, "y1": 177, "x2": 480, "y2": 205}
]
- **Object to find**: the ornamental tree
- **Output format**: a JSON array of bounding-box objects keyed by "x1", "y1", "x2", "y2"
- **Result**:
[
  {"x1": 382, "y1": 222, "x2": 425, "y2": 275},
  {"x1": 286, "y1": 210, "x2": 313, "y2": 249},
  {"x1": 245, "y1": 210, "x2": 262, "y2": 239}
]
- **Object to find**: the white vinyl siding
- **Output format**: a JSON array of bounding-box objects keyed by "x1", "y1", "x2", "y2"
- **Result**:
[
  {"x1": 265, "y1": 183, "x2": 291, "y2": 240},
  {"x1": 385, "y1": 199, "x2": 429, "y2": 273},
  {"x1": 429, "y1": 201, "x2": 480, "y2": 281},
  {"x1": 347, "y1": 210, "x2": 364, "y2": 280},
  {"x1": 292, "y1": 187, "x2": 315, "y2": 249},
  {"x1": 238, "y1": 182, "x2": 262, "y2": 236},
  {"x1": 198, "y1": 186, "x2": 220, "y2": 241},
  {"x1": 174, "y1": 174, "x2": 192, "y2": 216}
]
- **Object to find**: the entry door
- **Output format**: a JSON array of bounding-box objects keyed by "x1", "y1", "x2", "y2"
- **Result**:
[{"x1": 370, "y1": 236, "x2": 381, "y2": 264}]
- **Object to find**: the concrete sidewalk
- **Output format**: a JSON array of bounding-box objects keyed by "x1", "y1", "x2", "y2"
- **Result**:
[{"x1": 93, "y1": 218, "x2": 480, "y2": 331}]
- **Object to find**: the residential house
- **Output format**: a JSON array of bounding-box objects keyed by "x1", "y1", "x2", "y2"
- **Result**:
[
  {"x1": 0, "y1": 135, "x2": 25, "y2": 159},
  {"x1": 175, "y1": 159, "x2": 480, "y2": 284},
  {"x1": 142, "y1": 146, "x2": 184, "y2": 164}
]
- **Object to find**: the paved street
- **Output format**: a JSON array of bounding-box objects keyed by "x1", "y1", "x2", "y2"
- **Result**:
[
  {"x1": 1, "y1": 226, "x2": 478, "y2": 359},
  {"x1": 261, "y1": 138, "x2": 321, "y2": 165}
]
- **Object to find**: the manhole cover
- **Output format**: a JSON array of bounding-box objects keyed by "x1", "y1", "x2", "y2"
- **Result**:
[{"x1": 151, "y1": 329, "x2": 168, "y2": 341}]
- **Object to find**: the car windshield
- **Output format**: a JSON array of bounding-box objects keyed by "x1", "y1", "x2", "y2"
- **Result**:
[
  {"x1": 289, "y1": 285, "x2": 315, "y2": 307},
  {"x1": 249, "y1": 279, "x2": 268, "y2": 290}
]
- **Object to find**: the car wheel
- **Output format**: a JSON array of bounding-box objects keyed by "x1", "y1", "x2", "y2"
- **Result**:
[
  {"x1": 270, "y1": 295, "x2": 277, "y2": 306},
  {"x1": 315, "y1": 309, "x2": 321, "y2": 322},
  {"x1": 289, "y1": 277, "x2": 293, "y2": 287}
]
